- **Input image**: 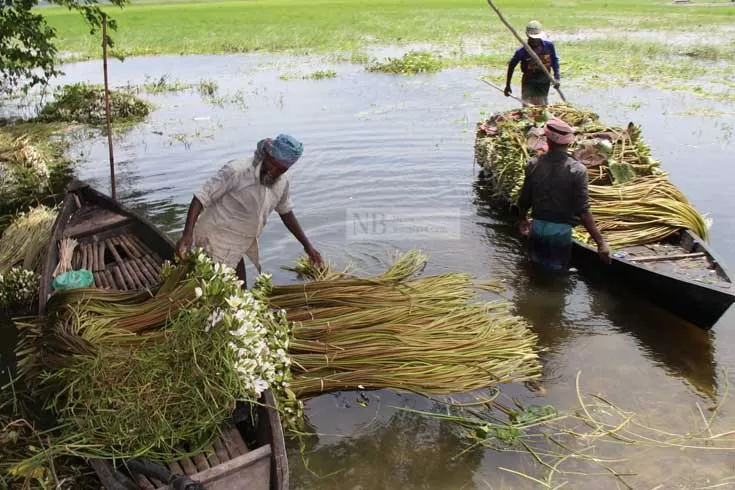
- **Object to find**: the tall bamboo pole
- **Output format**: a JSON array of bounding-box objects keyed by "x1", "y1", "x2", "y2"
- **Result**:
[{"x1": 102, "y1": 16, "x2": 116, "y2": 199}]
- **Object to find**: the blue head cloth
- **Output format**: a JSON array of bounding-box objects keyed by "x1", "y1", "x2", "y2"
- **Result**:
[{"x1": 264, "y1": 133, "x2": 303, "y2": 168}]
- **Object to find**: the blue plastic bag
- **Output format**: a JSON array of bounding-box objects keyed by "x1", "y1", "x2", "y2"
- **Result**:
[{"x1": 52, "y1": 269, "x2": 94, "y2": 291}]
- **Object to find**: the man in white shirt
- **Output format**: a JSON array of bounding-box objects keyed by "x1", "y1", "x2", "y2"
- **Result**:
[{"x1": 176, "y1": 133, "x2": 323, "y2": 286}]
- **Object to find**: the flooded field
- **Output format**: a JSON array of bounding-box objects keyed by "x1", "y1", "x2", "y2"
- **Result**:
[{"x1": 4, "y1": 52, "x2": 735, "y2": 488}]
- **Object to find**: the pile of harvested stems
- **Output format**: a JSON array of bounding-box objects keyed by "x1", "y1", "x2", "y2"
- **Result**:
[
  {"x1": 0, "y1": 205, "x2": 57, "y2": 273},
  {"x1": 270, "y1": 250, "x2": 541, "y2": 398},
  {"x1": 406, "y1": 372, "x2": 735, "y2": 489},
  {"x1": 12, "y1": 250, "x2": 295, "y2": 471},
  {"x1": 474, "y1": 104, "x2": 708, "y2": 248}
]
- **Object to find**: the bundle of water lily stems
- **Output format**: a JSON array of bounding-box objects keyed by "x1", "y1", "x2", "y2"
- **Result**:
[
  {"x1": 11, "y1": 250, "x2": 294, "y2": 476},
  {"x1": 269, "y1": 250, "x2": 541, "y2": 398},
  {"x1": 0, "y1": 205, "x2": 57, "y2": 273},
  {"x1": 474, "y1": 104, "x2": 708, "y2": 248}
]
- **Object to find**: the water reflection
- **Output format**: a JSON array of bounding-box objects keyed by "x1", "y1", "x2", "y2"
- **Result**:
[
  {"x1": 290, "y1": 405, "x2": 483, "y2": 490},
  {"x1": 585, "y1": 275, "x2": 718, "y2": 399}
]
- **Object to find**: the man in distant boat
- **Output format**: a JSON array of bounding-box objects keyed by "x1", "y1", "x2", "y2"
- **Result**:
[
  {"x1": 176, "y1": 133, "x2": 323, "y2": 286},
  {"x1": 516, "y1": 118, "x2": 611, "y2": 271},
  {"x1": 503, "y1": 20, "x2": 560, "y2": 106}
]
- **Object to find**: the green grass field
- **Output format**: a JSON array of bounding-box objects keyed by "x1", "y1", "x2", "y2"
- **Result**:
[{"x1": 37, "y1": 0, "x2": 735, "y2": 94}]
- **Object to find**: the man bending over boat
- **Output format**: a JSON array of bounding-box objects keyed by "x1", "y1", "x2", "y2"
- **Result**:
[
  {"x1": 176, "y1": 133, "x2": 323, "y2": 286},
  {"x1": 517, "y1": 118, "x2": 610, "y2": 271},
  {"x1": 504, "y1": 20, "x2": 560, "y2": 106}
]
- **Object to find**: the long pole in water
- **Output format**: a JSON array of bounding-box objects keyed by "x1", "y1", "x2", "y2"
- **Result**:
[
  {"x1": 102, "y1": 16, "x2": 116, "y2": 200},
  {"x1": 479, "y1": 78, "x2": 531, "y2": 106},
  {"x1": 484, "y1": 0, "x2": 567, "y2": 102}
]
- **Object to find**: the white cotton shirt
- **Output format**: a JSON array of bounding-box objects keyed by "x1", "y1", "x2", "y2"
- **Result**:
[{"x1": 192, "y1": 158, "x2": 293, "y2": 271}]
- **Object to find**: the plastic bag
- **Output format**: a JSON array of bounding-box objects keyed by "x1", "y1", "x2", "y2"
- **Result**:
[{"x1": 52, "y1": 269, "x2": 94, "y2": 291}]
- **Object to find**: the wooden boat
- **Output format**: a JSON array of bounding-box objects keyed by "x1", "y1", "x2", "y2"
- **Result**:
[
  {"x1": 473, "y1": 179, "x2": 735, "y2": 330},
  {"x1": 38, "y1": 180, "x2": 289, "y2": 490},
  {"x1": 571, "y1": 229, "x2": 735, "y2": 330}
]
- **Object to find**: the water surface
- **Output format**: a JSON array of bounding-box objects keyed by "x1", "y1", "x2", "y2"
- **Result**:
[{"x1": 5, "y1": 53, "x2": 735, "y2": 489}]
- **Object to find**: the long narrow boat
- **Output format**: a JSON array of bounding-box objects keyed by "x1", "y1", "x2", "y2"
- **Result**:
[
  {"x1": 474, "y1": 179, "x2": 735, "y2": 330},
  {"x1": 473, "y1": 105, "x2": 735, "y2": 330},
  {"x1": 571, "y1": 229, "x2": 734, "y2": 330},
  {"x1": 38, "y1": 180, "x2": 289, "y2": 490}
]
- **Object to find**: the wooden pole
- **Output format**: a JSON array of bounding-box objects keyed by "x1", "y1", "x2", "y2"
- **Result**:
[
  {"x1": 485, "y1": 0, "x2": 567, "y2": 102},
  {"x1": 102, "y1": 16, "x2": 116, "y2": 200},
  {"x1": 479, "y1": 78, "x2": 531, "y2": 106}
]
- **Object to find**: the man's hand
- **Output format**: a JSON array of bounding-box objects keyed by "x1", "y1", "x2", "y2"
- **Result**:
[
  {"x1": 305, "y1": 246, "x2": 324, "y2": 268},
  {"x1": 518, "y1": 218, "x2": 531, "y2": 238},
  {"x1": 176, "y1": 232, "x2": 193, "y2": 258},
  {"x1": 597, "y1": 241, "x2": 611, "y2": 264},
  {"x1": 504, "y1": 85, "x2": 512, "y2": 97},
  {"x1": 553, "y1": 79, "x2": 560, "y2": 89}
]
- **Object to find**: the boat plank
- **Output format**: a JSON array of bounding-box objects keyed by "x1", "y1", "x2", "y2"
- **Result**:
[
  {"x1": 64, "y1": 209, "x2": 131, "y2": 238},
  {"x1": 155, "y1": 445, "x2": 272, "y2": 490}
]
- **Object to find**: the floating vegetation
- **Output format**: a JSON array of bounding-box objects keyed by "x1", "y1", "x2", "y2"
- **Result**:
[
  {"x1": 367, "y1": 51, "x2": 443, "y2": 75},
  {"x1": 302, "y1": 70, "x2": 337, "y2": 80},
  {"x1": 474, "y1": 104, "x2": 708, "y2": 248},
  {"x1": 197, "y1": 79, "x2": 219, "y2": 97},
  {"x1": 142, "y1": 74, "x2": 190, "y2": 94},
  {"x1": 270, "y1": 250, "x2": 541, "y2": 398},
  {"x1": 37, "y1": 83, "x2": 153, "y2": 125},
  {"x1": 408, "y1": 372, "x2": 735, "y2": 489}
]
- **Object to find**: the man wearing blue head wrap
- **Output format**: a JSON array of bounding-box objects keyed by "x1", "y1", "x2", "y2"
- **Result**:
[{"x1": 177, "y1": 133, "x2": 323, "y2": 286}]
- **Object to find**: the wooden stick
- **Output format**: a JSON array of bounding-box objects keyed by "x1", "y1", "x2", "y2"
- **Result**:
[
  {"x1": 103, "y1": 270, "x2": 116, "y2": 290},
  {"x1": 174, "y1": 454, "x2": 197, "y2": 476},
  {"x1": 142, "y1": 256, "x2": 161, "y2": 279},
  {"x1": 120, "y1": 234, "x2": 144, "y2": 257},
  {"x1": 130, "y1": 234, "x2": 155, "y2": 256},
  {"x1": 134, "y1": 258, "x2": 157, "y2": 285},
  {"x1": 121, "y1": 260, "x2": 143, "y2": 289},
  {"x1": 81, "y1": 245, "x2": 88, "y2": 270},
  {"x1": 112, "y1": 236, "x2": 136, "y2": 259},
  {"x1": 191, "y1": 451, "x2": 210, "y2": 473},
  {"x1": 212, "y1": 437, "x2": 230, "y2": 464},
  {"x1": 89, "y1": 243, "x2": 98, "y2": 272},
  {"x1": 116, "y1": 261, "x2": 136, "y2": 290},
  {"x1": 628, "y1": 252, "x2": 706, "y2": 263},
  {"x1": 204, "y1": 445, "x2": 221, "y2": 467},
  {"x1": 166, "y1": 461, "x2": 185, "y2": 478},
  {"x1": 102, "y1": 15, "x2": 116, "y2": 200},
  {"x1": 72, "y1": 193, "x2": 82, "y2": 210},
  {"x1": 132, "y1": 474, "x2": 156, "y2": 490},
  {"x1": 94, "y1": 272, "x2": 105, "y2": 289},
  {"x1": 106, "y1": 238, "x2": 125, "y2": 267},
  {"x1": 485, "y1": 0, "x2": 567, "y2": 101},
  {"x1": 142, "y1": 253, "x2": 162, "y2": 274},
  {"x1": 127, "y1": 259, "x2": 149, "y2": 288},
  {"x1": 111, "y1": 266, "x2": 127, "y2": 291},
  {"x1": 98, "y1": 241, "x2": 106, "y2": 271},
  {"x1": 479, "y1": 78, "x2": 530, "y2": 106}
]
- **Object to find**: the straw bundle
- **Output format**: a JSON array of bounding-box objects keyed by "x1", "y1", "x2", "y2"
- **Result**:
[
  {"x1": 0, "y1": 205, "x2": 57, "y2": 273},
  {"x1": 270, "y1": 250, "x2": 541, "y2": 398},
  {"x1": 474, "y1": 104, "x2": 707, "y2": 248},
  {"x1": 52, "y1": 238, "x2": 78, "y2": 278}
]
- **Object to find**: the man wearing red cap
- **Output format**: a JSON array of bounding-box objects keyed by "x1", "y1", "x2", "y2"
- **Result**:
[{"x1": 517, "y1": 118, "x2": 610, "y2": 271}]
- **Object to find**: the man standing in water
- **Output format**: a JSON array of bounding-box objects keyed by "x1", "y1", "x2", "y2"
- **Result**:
[
  {"x1": 517, "y1": 118, "x2": 610, "y2": 271},
  {"x1": 176, "y1": 133, "x2": 323, "y2": 286},
  {"x1": 504, "y1": 20, "x2": 560, "y2": 106}
]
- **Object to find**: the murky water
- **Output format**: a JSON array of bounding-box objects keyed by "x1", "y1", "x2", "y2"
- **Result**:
[{"x1": 4, "y1": 53, "x2": 735, "y2": 488}]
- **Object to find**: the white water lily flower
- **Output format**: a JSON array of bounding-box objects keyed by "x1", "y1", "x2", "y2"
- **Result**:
[{"x1": 194, "y1": 287, "x2": 203, "y2": 298}]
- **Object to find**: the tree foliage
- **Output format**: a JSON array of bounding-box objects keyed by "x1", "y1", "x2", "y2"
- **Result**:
[{"x1": 0, "y1": 0, "x2": 128, "y2": 95}]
